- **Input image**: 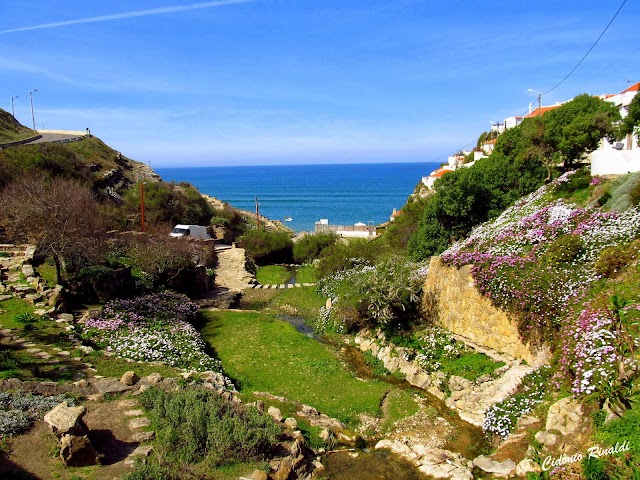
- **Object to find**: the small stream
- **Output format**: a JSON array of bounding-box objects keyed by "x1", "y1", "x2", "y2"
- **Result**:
[{"x1": 277, "y1": 315, "x2": 489, "y2": 479}]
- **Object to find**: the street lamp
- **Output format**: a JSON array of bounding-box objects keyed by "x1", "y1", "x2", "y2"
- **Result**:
[
  {"x1": 11, "y1": 95, "x2": 19, "y2": 118},
  {"x1": 29, "y1": 89, "x2": 38, "y2": 130},
  {"x1": 528, "y1": 89, "x2": 542, "y2": 115}
]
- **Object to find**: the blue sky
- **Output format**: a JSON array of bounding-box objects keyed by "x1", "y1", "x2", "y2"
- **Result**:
[{"x1": 1, "y1": 0, "x2": 639, "y2": 167}]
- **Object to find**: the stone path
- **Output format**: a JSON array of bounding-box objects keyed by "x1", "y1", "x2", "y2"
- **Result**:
[
  {"x1": 252, "y1": 282, "x2": 316, "y2": 289},
  {"x1": 214, "y1": 245, "x2": 255, "y2": 292}
]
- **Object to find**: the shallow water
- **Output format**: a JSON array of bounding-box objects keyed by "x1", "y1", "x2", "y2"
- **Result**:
[{"x1": 322, "y1": 450, "x2": 428, "y2": 480}]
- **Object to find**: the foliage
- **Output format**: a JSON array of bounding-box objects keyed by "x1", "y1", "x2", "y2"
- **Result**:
[
  {"x1": 595, "y1": 245, "x2": 633, "y2": 278},
  {"x1": 0, "y1": 175, "x2": 107, "y2": 283},
  {"x1": 316, "y1": 238, "x2": 387, "y2": 278},
  {"x1": 80, "y1": 292, "x2": 231, "y2": 382},
  {"x1": 482, "y1": 366, "x2": 551, "y2": 438},
  {"x1": 240, "y1": 229, "x2": 293, "y2": 265},
  {"x1": 293, "y1": 232, "x2": 339, "y2": 263},
  {"x1": 14, "y1": 312, "x2": 39, "y2": 331},
  {"x1": 383, "y1": 196, "x2": 429, "y2": 250},
  {"x1": 594, "y1": 399, "x2": 640, "y2": 479},
  {"x1": 0, "y1": 108, "x2": 35, "y2": 144},
  {"x1": 136, "y1": 387, "x2": 280, "y2": 467},
  {"x1": 619, "y1": 89, "x2": 640, "y2": 145},
  {"x1": 0, "y1": 392, "x2": 73, "y2": 437},
  {"x1": 200, "y1": 310, "x2": 389, "y2": 425},
  {"x1": 604, "y1": 171, "x2": 640, "y2": 212},
  {"x1": 295, "y1": 264, "x2": 319, "y2": 284},
  {"x1": 317, "y1": 257, "x2": 428, "y2": 332},
  {"x1": 240, "y1": 287, "x2": 325, "y2": 321}
]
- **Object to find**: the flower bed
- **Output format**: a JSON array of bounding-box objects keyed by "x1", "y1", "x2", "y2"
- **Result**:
[
  {"x1": 0, "y1": 392, "x2": 73, "y2": 437},
  {"x1": 81, "y1": 291, "x2": 231, "y2": 385}
]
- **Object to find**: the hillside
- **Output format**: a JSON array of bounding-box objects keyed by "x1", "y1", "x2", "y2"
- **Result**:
[{"x1": 0, "y1": 108, "x2": 36, "y2": 144}]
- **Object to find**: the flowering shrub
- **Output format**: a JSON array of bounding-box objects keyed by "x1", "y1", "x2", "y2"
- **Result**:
[
  {"x1": 413, "y1": 327, "x2": 468, "y2": 373},
  {"x1": 0, "y1": 392, "x2": 73, "y2": 437},
  {"x1": 442, "y1": 171, "x2": 640, "y2": 344},
  {"x1": 482, "y1": 366, "x2": 551, "y2": 439},
  {"x1": 316, "y1": 257, "x2": 428, "y2": 332},
  {"x1": 81, "y1": 291, "x2": 232, "y2": 386}
]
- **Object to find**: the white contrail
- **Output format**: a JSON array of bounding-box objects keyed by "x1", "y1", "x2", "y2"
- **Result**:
[{"x1": 0, "y1": 0, "x2": 256, "y2": 34}]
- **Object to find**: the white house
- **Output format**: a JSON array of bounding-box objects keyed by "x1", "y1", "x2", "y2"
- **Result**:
[{"x1": 591, "y1": 82, "x2": 640, "y2": 175}]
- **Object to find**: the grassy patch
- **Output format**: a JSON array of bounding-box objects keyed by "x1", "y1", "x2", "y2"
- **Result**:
[
  {"x1": 84, "y1": 351, "x2": 182, "y2": 379},
  {"x1": 440, "y1": 352, "x2": 505, "y2": 381},
  {"x1": 200, "y1": 310, "x2": 389, "y2": 426},
  {"x1": 381, "y1": 390, "x2": 419, "y2": 434},
  {"x1": 34, "y1": 260, "x2": 57, "y2": 287},
  {"x1": 0, "y1": 298, "x2": 35, "y2": 329},
  {"x1": 594, "y1": 398, "x2": 640, "y2": 478},
  {"x1": 295, "y1": 265, "x2": 319, "y2": 284},
  {"x1": 255, "y1": 265, "x2": 290, "y2": 285},
  {"x1": 240, "y1": 287, "x2": 325, "y2": 321}
]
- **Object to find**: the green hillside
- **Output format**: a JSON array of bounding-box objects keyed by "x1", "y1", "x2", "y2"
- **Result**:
[{"x1": 0, "y1": 107, "x2": 36, "y2": 144}]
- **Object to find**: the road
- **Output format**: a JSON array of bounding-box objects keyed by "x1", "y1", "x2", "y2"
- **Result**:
[{"x1": 26, "y1": 132, "x2": 86, "y2": 144}]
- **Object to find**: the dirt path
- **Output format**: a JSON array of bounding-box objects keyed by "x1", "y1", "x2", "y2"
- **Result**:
[{"x1": 214, "y1": 246, "x2": 254, "y2": 292}]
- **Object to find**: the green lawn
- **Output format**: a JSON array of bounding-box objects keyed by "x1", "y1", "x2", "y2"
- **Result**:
[
  {"x1": 256, "y1": 265, "x2": 291, "y2": 285},
  {"x1": 200, "y1": 310, "x2": 389, "y2": 426},
  {"x1": 295, "y1": 265, "x2": 319, "y2": 284},
  {"x1": 240, "y1": 287, "x2": 325, "y2": 321},
  {"x1": 0, "y1": 298, "x2": 35, "y2": 329}
]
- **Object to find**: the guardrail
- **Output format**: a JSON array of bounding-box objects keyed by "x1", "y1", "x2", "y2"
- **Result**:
[{"x1": 0, "y1": 135, "x2": 43, "y2": 149}]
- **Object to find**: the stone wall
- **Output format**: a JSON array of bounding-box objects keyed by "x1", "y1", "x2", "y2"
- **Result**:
[{"x1": 423, "y1": 256, "x2": 548, "y2": 366}]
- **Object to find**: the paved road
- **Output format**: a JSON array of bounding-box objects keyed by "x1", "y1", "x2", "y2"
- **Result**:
[{"x1": 26, "y1": 132, "x2": 85, "y2": 144}]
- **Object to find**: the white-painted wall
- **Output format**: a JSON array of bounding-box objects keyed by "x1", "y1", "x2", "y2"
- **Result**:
[{"x1": 590, "y1": 149, "x2": 640, "y2": 175}]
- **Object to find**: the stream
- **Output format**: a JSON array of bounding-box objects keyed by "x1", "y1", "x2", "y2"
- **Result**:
[{"x1": 277, "y1": 315, "x2": 489, "y2": 479}]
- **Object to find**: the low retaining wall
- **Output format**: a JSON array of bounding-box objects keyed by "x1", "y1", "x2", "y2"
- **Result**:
[
  {"x1": 0, "y1": 134, "x2": 42, "y2": 148},
  {"x1": 423, "y1": 257, "x2": 549, "y2": 366}
]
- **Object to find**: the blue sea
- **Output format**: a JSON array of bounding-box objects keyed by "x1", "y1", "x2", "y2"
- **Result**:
[{"x1": 156, "y1": 163, "x2": 438, "y2": 232}]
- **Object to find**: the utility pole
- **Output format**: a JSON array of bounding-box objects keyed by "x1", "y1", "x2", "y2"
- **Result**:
[
  {"x1": 528, "y1": 89, "x2": 542, "y2": 116},
  {"x1": 255, "y1": 196, "x2": 260, "y2": 230},
  {"x1": 29, "y1": 89, "x2": 38, "y2": 130},
  {"x1": 11, "y1": 96, "x2": 18, "y2": 118}
]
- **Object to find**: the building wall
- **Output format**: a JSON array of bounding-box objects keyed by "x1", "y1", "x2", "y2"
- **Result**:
[
  {"x1": 590, "y1": 148, "x2": 640, "y2": 175},
  {"x1": 422, "y1": 256, "x2": 549, "y2": 366}
]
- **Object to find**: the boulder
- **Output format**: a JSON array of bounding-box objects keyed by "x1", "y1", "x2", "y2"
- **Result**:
[
  {"x1": 44, "y1": 402, "x2": 88, "y2": 437},
  {"x1": 472, "y1": 455, "x2": 516, "y2": 477},
  {"x1": 140, "y1": 372, "x2": 163, "y2": 385},
  {"x1": 60, "y1": 434, "x2": 99, "y2": 467},
  {"x1": 283, "y1": 417, "x2": 298, "y2": 430},
  {"x1": 92, "y1": 378, "x2": 130, "y2": 394},
  {"x1": 516, "y1": 458, "x2": 542, "y2": 476},
  {"x1": 120, "y1": 371, "x2": 140, "y2": 386},
  {"x1": 546, "y1": 397, "x2": 583, "y2": 435},
  {"x1": 268, "y1": 406, "x2": 283, "y2": 423},
  {"x1": 56, "y1": 313, "x2": 74, "y2": 323},
  {"x1": 534, "y1": 430, "x2": 557, "y2": 446},
  {"x1": 249, "y1": 470, "x2": 269, "y2": 480}
]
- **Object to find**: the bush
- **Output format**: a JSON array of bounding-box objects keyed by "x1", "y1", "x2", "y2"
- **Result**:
[
  {"x1": 541, "y1": 234, "x2": 584, "y2": 266},
  {"x1": 595, "y1": 245, "x2": 631, "y2": 278},
  {"x1": 240, "y1": 229, "x2": 293, "y2": 265},
  {"x1": 316, "y1": 238, "x2": 386, "y2": 278},
  {"x1": 137, "y1": 387, "x2": 280, "y2": 467},
  {"x1": 0, "y1": 392, "x2": 73, "y2": 437},
  {"x1": 293, "y1": 232, "x2": 339, "y2": 263},
  {"x1": 14, "y1": 312, "x2": 39, "y2": 331},
  {"x1": 552, "y1": 167, "x2": 591, "y2": 196}
]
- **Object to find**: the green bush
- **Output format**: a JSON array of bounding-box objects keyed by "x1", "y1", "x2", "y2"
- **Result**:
[
  {"x1": 137, "y1": 387, "x2": 280, "y2": 468},
  {"x1": 316, "y1": 238, "x2": 386, "y2": 278},
  {"x1": 553, "y1": 167, "x2": 592, "y2": 196},
  {"x1": 240, "y1": 229, "x2": 293, "y2": 265},
  {"x1": 14, "y1": 312, "x2": 38, "y2": 331},
  {"x1": 293, "y1": 232, "x2": 339, "y2": 263},
  {"x1": 595, "y1": 245, "x2": 632, "y2": 278},
  {"x1": 542, "y1": 234, "x2": 584, "y2": 266}
]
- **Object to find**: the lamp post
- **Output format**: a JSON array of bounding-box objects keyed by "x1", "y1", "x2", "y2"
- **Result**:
[
  {"x1": 11, "y1": 96, "x2": 19, "y2": 118},
  {"x1": 528, "y1": 89, "x2": 542, "y2": 116},
  {"x1": 29, "y1": 89, "x2": 38, "y2": 130}
]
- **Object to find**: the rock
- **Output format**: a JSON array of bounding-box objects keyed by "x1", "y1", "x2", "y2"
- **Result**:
[
  {"x1": 44, "y1": 402, "x2": 88, "y2": 437},
  {"x1": 73, "y1": 379, "x2": 89, "y2": 388},
  {"x1": 56, "y1": 313, "x2": 74, "y2": 323},
  {"x1": 472, "y1": 455, "x2": 516, "y2": 477},
  {"x1": 130, "y1": 445, "x2": 154, "y2": 457},
  {"x1": 516, "y1": 458, "x2": 542, "y2": 476},
  {"x1": 312, "y1": 460, "x2": 325, "y2": 476},
  {"x1": 255, "y1": 400, "x2": 265, "y2": 412},
  {"x1": 128, "y1": 417, "x2": 151, "y2": 429},
  {"x1": 268, "y1": 406, "x2": 283, "y2": 422},
  {"x1": 546, "y1": 397, "x2": 583, "y2": 435},
  {"x1": 319, "y1": 429, "x2": 331, "y2": 442},
  {"x1": 60, "y1": 434, "x2": 99, "y2": 467},
  {"x1": 124, "y1": 409, "x2": 145, "y2": 417},
  {"x1": 249, "y1": 470, "x2": 269, "y2": 480},
  {"x1": 449, "y1": 375, "x2": 473, "y2": 392},
  {"x1": 92, "y1": 378, "x2": 130, "y2": 394},
  {"x1": 140, "y1": 372, "x2": 163, "y2": 385},
  {"x1": 132, "y1": 431, "x2": 156, "y2": 442},
  {"x1": 21, "y1": 264, "x2": 35, "y2": 278},
  {"x1": 535, "y1": 430, "x2": 558, "y2": 446},
  {"x1": 273, "y1": 457, "x2": 293, "y2": 480},
  {"x1": 283, "y1": 417, "x2": 298, "y2": 430},
  {"x1": 120, "y1": 371, "x2": 140, "y2": 386}
]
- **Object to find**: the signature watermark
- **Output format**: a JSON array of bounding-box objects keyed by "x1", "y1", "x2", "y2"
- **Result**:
[{"x1": 542, "y1": 441, "x2": 631, "y2": 471}]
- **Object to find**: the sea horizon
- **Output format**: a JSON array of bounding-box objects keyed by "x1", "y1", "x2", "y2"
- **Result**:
[{"x1": 156, "y1": 162, "x2": 439, "y2": 232}]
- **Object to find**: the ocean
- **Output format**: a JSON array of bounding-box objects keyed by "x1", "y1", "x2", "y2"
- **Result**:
[{"x1": 156, "y1": 162, "x2": 438, "y2": 233}]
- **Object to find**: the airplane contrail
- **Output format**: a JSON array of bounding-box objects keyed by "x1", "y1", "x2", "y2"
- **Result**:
[{"x1": 0, "y1": 0, "x2": 256, "y2": 34}]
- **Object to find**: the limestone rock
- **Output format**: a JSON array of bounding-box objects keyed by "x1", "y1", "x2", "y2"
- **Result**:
[
  {"x1": 535, "y1": 430, "x2": 558, "y2": 446},
  {"x1": 132, "y1": 431, "x2": 156, "y2": 442},
  {"x1": 92, "y1": 378, "x2": 130, "y2": 394},
  {"x1": 472, "y1": 455, "x2": 516, "y2": 477},
  {"x1": 268, "y1": 406, "x2": 283, "y2": 422},
  {"x1": 249, "y1": 470, "x2": 269, "y2": 480},
  {"x1": 273, "y1": 457, "x2": 293, "y2": 480},
  {"x1": 60, "y1": 434, "x2": 99, "y2": 467},
  {"x1": 56, "y1": 313, "x2": 74, "y2": 323},
  {"x1": 546, "y1": 397, "x2": 583, "y2": 435},
  {"x1": 140, "y1": 372, "x2": 163, "y2": 385},
  {"x1": 128, "y1": 417, "x2": 151, "y2": 429},
  {"x1": 120, "y1": 371, "x2": 140, "y2": 386},
  {"x1": 283, "y1": 417, "x2": 298, "y2": 430},
  {"x1": 44, "y1": 402, "x2": 88, "y2": 437},
  {"x1": 516, "y1": 458, "x2": 542, "y2": 476}
]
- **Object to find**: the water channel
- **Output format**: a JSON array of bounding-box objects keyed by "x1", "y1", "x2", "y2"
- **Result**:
[{"x1": 277, "y1": 315, "x2": 490, "y2": 479}]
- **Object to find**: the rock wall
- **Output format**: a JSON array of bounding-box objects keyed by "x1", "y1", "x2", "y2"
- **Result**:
[{"x1": 423, "y1": 257, "x2": 548, "y2": 367}]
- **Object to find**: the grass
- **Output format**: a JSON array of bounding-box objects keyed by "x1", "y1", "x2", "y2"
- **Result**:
[
  {"x1": 380, "y1": 390, "x2": 419, "y2": 434},
  {"x1": 440, "y1": 352, "x2": 505, "y2": 381},
  {"x1": 295, "y1": 265, "x2": 319, "y2": 284},
  {"x1": 84, "y1": 351, "x2": 183, "y2": 379},
  {"x1": 240, "y1": 287, "x2": 325, "y2": 321},
  {"x1": 0, "y1": 298, "x2": 36, "y2": 329},
  {"x1": 200, "y1": 310, "x2": 389, "y2": 426},
  {"x1": 255, "y1": 265, "x2": 291, "y2": 285},
  {"x1": 594, "y1": 397, "x2": 640, "y2": 478},
  {"x1": 34, "y1": 260, "x2": 58, "y2": 287}
]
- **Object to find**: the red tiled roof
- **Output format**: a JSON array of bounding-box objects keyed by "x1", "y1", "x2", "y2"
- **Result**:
[
  {"x1": 524, "y1": 105, "x2": 561, "y2": 118},
  {"x1": 622, "y1": 82, "x2": 640, "y2": 93},
  {"x1": 430, "y1": 167, "x2": 452, "y2": 178}
]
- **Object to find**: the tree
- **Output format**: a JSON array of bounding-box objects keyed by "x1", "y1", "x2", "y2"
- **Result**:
[
  {"x1": 542, "y1": 94, "x2": 621, "y2": 171},
  {"x1": 0, "y1": 175, "x2": 107, "y2": 283},
  {"x1": 620, "y1": 92, "x2": 640, "y2": 144}
]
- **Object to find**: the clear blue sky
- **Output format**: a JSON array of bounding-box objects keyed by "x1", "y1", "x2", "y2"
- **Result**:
[{"x1": 1, "y1": 0, "x2": 639, "y2": 167}]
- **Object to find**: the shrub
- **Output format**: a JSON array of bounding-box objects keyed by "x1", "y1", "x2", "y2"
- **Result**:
[
  {"x1": 240, "y1": 229, "x2": 293, "y2": 265},
  {"x1": 552, "y1": 167, "x2": 591, "y2": 196},
  {"x1": 0, "y1": 392, "x2": 73, "y2": 437},
  {"x1": 541, "y1": 234, "x2": 584, "y2": 266},
  {"x1": 595, "y1": 245, "x2": 631, "y2": 278},
  {"x1": 293, "y1": 232, "x2": 339, "y2": 263},
  {"x1": 137, "y1": 387, "x2": 280, "y2": 467},
  {"x1": 316, "y1": 238, "x2": 386, "y2": 278},
  {"x1": 14, "y1": 312, "x2": 38, "y2": 331}
]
